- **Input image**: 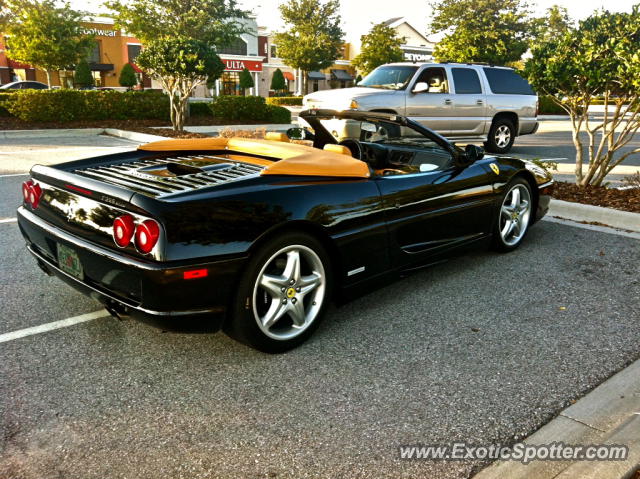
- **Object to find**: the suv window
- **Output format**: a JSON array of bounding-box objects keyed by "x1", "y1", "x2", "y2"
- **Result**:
[
  {"x1": 415, "y1": 67, "x2": 449, "y2": 93},
  {"x1": 452, "y1": 68, "x2": 482, "y2": 94},
  {"x1": 483, "y1": 68, "x2": 534, "y2": 95}
]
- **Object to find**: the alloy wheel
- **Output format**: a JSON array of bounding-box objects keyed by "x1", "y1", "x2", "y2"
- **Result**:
[
  {"x1": 252, "y1": 245, "x2": 326, "y2": 341},
  {"x1": 495, "y1": 124, "x2": 512, "y2": 149},
  {"x1": 499, "y1": 184, "x2": 531, "y2": 246}
]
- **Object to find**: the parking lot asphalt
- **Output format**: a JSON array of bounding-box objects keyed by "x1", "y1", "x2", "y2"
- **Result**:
[{"x1": 1, "y1": 135, "x2": 639, "y2": 478}]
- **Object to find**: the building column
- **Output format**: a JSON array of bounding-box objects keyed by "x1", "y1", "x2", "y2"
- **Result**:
[
  {"x1": 253, "y1": 72, "x2": 259, "y2": 96},
  {"x1": 215, "y1": 79, "x2": 220, "y2": 97}
]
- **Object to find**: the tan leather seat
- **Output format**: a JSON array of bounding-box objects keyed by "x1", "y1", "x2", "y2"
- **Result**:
[
  {"x1": 265, "y1": 132, "x2": 290, "y2": 143},
  {"x1": 323, "y1": 144, "x2": 352, "y2": 157}
]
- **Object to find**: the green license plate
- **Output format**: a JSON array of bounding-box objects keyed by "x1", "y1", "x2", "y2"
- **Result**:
[{"x1": 57, "y1": 243, "x2": 84, "y2": 280}]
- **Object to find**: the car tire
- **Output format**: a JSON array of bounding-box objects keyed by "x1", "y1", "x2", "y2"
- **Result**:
[
  {"x1": 491, "y1": 178, "x2": 533, "y2": 252},
  {"x1": 484, "y1": 118, "x2": 516, "y2": 154},
  {"x1": 225, "y1": 232, "x2": 332, "y2": 353}
]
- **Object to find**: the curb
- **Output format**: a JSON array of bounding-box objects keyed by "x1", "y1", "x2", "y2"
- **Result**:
[
  {"x1": 545, "y1": 163, "x2": 640, "y2": 176},
  {"x1": 103, "y1": 128, "x2": 166, "y2": 143},
  {"x1": 474, "y1": 359, "x2": 640, "y2": 479},
  {"x1": 0, "y1": 128, "x2": 104, "y2": 139},
  {"x1": 548, "y1": 199, "x2": 640, "y2": 233}
]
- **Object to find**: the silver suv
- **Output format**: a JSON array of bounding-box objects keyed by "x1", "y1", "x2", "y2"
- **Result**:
[{"x1": 302, "y1": 62, "x2": 538, "y2": 153}]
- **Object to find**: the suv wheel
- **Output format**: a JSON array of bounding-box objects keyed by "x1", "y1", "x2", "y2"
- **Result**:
[{"x1": 485, "y1": 118, "x2": 516, "y2": 154}]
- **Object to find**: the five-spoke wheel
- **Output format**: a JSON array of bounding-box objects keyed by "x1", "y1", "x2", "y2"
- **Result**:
[
  {"x1": 227, "y1": 233, "x2": 331, "y2": 353},
  {"x1": 493, "y1": 179, "x2": 532, "y2": 251}
]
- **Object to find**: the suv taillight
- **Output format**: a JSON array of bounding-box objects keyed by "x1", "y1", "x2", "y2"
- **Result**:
[{"x1": 22, "y1": 180, "x2": 42, "y2": 208}]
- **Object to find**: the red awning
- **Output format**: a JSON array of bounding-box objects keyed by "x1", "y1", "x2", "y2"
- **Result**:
[
  {"x1": 283, "y1": 72, "x2": 294, "y2": 81},
  {"x1": 129, "y1": 62, "x2": 142, "y2": 73}
]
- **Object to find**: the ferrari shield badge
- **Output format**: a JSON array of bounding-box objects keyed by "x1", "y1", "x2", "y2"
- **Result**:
[{"x1": 490, "y1": 163, "x2": 500, "y2": 175}]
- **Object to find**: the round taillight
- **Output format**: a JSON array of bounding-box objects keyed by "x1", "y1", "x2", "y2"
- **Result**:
[
  {"x1": 22, "y1": 180, "x2": 33, "y2": 203},
  {"x1": 113, "y1": 215, "x2": 135, "y2": 248},
  {"x1": 29, "y1": 183, "x2": 42, "y2": 208},
  {"x1": 135, "y1": 219, "x2": 160, "y2": 254}
]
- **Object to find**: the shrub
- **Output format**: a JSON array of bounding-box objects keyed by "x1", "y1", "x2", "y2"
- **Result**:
[
  {"x1": 5, "y1": 89, "x2": 169, "y2": 122},
  {"x1": 538, "y1": 95, "x2": 566, "y2": 115},
  {"x1": 209, "y1": 95, "x2": 290, "y2": 123},
  {"x1": 189, "y1": 101, "x2": 212, "y2": 117},
  {"x1": 265, "y1": 104, "x2": 291, "y2": 123},
  {"x1": 266, "y1": 96, "x2": 302, "y2": 106},
  {"x1": 0, "y1": 92, "x2": 17, "y2": 117},
  {"x1": 74, "y1": 59, "x2": 94, "y2": 88},
  {"x1": 119, "y1": 63, "x2": 138, "y2": 88}
]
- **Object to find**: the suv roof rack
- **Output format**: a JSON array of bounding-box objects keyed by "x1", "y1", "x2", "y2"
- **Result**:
[{"x1": 440, "y1": 61, "x2": 508, "y2": 68}]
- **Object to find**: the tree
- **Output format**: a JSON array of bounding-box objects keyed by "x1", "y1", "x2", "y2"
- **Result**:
[
  {"x1": 536, "y1": 5, "x2": 572, "y2": 41},
  {"x1": 3, "y1": 0, "x2": 94, "y2": 87},
  {"x1": 355, "y1": 74, "x2": 362, "y2": 84},
  {"x1": 274, "y1": 0, "x2": 344, "y2": 94},
  {"x1": 136, "y1": 38, "x2": 224, "y2": 131},
  {"x1": 271, "y1": 68, "x2": 286, "y2": 93},
  {"x1": 74, "y1": 58, "x2": 94, "y2": 88},
  {"x1": 119, "y1": 63, "x2": 138, "y2": 89},
  {"x1": 525, "y1": 7, "x2": 640, "y2": 186},
  {"x1": 352, "y1": 23, "x2": 405, "y2": 76},
  {"x1": 238, "y1": 67, "x2": 254, "y2": 96},
  {"x1": 105, "y1": 0, "x2": 248, "y2": 46},
  {"x1": 429, "y1": 0, "x2": 533, "y2": 65}
]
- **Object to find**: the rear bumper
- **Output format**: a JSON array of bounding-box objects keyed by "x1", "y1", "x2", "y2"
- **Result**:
[
  {"x1": 519, "y1": 119, "x2": 539, "y2": 136},
  {"x1": 18, "y1": 207, "x2": 247, "y2": 331}
]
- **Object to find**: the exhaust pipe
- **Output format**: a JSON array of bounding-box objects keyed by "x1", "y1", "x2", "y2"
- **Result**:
[{"x1": 104, "y1": 301, "x2": 131, "y2": 321}]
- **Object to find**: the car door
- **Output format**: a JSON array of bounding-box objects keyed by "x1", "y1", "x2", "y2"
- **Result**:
[
  {"x1": 404, "y1": 66, "x2": 453, "y2": 135},
  {"x1": 449, "y1": 67, "x2": 487, "y2": 137},
  {"x1": 376, "y1": 148, "x2": 496, "y2": 269}
]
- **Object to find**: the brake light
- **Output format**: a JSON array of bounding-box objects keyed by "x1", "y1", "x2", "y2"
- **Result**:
[
  {"x1": 113, "y1": 215, "x2": 135, "y2": 248},
  {"x1": 183, "y1": 269, "x2": 208, "y2": 280},
  {"x1": 135, "y1": 219, "x2": 160, "y2": 254},
  {"x1": 22, "y1": 180, "x2": 42, "y2": 208}
]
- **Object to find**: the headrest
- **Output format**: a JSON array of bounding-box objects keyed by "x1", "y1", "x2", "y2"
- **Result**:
[
  {"x1": 323, "y1": 144, "x2": 352, "y2": 157},
  {"x1": 265, "y1": 132, "x2": 290, "y2": 143},
  {"x1": 429, "y1": 77, "x2": 442, "y2": 86}
]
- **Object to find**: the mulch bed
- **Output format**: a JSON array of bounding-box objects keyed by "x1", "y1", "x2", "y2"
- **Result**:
[{"x1": 552, "y1": 181, "x2": 640, "y2": 213}]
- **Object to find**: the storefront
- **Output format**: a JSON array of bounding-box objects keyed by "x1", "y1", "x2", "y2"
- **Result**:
[
  {"x1": 214, "y1": 58, "x2": 263, "y2": 96},
  {"x1": 0, "y1": 18, "x2": 146, "y2": 88}
]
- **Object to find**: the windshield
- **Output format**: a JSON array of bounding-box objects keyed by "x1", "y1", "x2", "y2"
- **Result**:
[{"x1": 358, "y1": 66, "x2": 418, "y2": 90}]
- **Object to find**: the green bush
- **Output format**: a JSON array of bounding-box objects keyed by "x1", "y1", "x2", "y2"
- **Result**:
[
  {"x1": 189, "y1": 101, "x2": 212, "y2": 117},
  {"x1": 0, "y1": 92, "x2": 16, "y2": 117},
  {"x1": 209, "y1": 95, "x2": 291, "y2": 123},
  {"x1": 265, "y1": 104, "x2": 291, "y2": 123},
  {"x1": 266, "y1": 96, "x2": 302, "y2": 106},
  {"x1": 538, "y1": 95, "x2": 567, "y2": 115},
  {"x1": 5, "y1": 90, "x2": 169, "y2": 122}
]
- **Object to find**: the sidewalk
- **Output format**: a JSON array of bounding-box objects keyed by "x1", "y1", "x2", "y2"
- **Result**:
[
  {"x1": 176, "y1": 123, "x2": 297, "y2": 136},
  {"x1": 474, "y1": 357, "x2": 640, "y2": 479}
]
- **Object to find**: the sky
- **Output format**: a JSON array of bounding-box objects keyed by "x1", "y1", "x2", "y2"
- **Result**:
[{"x1": 76, "y1": 0, "x2": 638, "y2": 45}]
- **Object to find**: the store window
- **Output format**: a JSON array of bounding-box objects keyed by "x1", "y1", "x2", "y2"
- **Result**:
[
  {"x1": 91, "y1": 71, "x2": 103, "y2": 87},
  {"x1": 88, "y1": 41, "x2": 101, "y2": 64},
  {"x1": 218, "y1": 37, "x2": 247, "y2": 56},
  {"x1": 270, "y1": 45, "x2": 278, "y2": 59},
  {"x1": 127, "y1": 44, "x2": 142, "y2": 63},
  {"x1": 313, "y1": 80, "x2": 319, "y2": 92},
  {"x1": 221, "y1": 71, "x2": 241, "y2": 96}
]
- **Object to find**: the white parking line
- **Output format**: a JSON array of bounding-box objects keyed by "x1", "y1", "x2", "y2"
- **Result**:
[
  {"x1": 0, "y1": 218, "x2": 17, "y2": 224},
  {"x1": 0, "y1": 146, "x2": 135, "y2": 155},
  {"x1": 0, "y1": 173, "x2": 29, "y2": 177},
  {"x1": 0, "y1": 310, "x2": 108, "y2": 344}
]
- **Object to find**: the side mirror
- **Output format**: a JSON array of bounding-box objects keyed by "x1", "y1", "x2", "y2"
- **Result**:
[
  {"x1": 465, "y1": 144, "x2": 484, "y2": 163},
  {"x1": 286, "y1": 127, "x2": 314, "y2": 141},
  {"x1": 412, "y1": 82, "x2": 429, "y2": 94}
]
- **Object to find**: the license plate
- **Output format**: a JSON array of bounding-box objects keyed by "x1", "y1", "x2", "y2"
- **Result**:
[{"x1": 57, "y1": 243, "x2": 84, "y2": 280}]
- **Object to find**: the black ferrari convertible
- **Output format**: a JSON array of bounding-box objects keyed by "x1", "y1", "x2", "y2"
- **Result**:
[{"x1": 17, "y1": 109, "x2": 553, "y2": 352}]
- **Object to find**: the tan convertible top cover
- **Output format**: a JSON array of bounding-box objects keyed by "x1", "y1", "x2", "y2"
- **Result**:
[{"x1": 138, "y1": 137, "x2": 370, "y2": 178}]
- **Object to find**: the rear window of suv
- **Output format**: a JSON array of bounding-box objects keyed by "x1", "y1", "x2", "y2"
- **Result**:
[{"x1": 483, "y1": 68, "x2": 535, "y2": 95}]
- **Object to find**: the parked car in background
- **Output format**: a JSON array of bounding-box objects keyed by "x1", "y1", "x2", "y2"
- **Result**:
[
  {"x1": 0, "y1": 81, "x2": 49, "y2": 90},
  {"x1": 303, "y1": 62, "x2": 538, "y2": 153}
]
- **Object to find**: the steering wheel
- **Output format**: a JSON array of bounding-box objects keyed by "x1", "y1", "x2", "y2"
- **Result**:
[{"x1": 338, "y1": 139, "x2": 363, "y2": 160}]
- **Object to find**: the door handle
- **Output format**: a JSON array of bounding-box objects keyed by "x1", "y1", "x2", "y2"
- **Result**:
[
  {"x1": 444, "y1": 99, "x2": 452, "y2": 105},
  {"x1": 476, "y1": 99, "x2": 484, "y2": 105}
]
